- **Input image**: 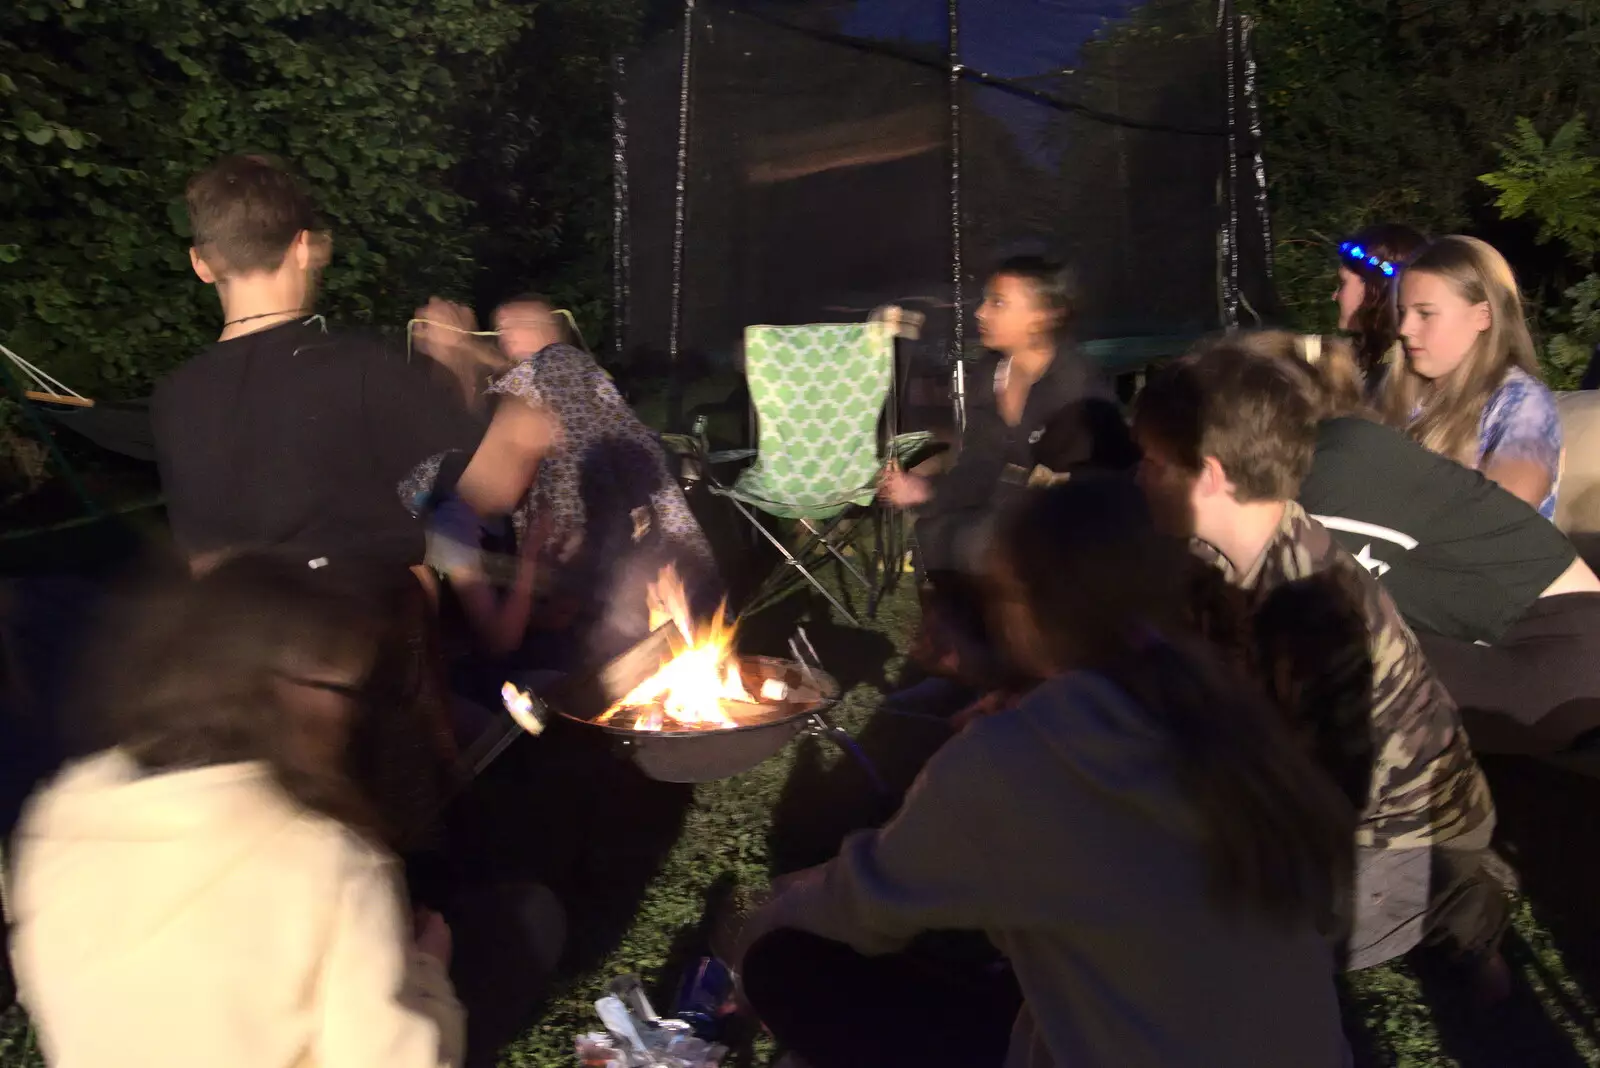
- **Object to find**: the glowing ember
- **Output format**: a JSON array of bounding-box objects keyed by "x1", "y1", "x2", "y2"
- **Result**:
[{"x1": 600, "y1": 566, "x2": 756, "y2": 731}]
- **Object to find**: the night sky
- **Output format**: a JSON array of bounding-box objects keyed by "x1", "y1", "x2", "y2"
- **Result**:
[
  {"x1": 837, "y1": 0, "x2": 1147, "y2": 76},
  {"x1": 826, "y1": 0, "x2": 1152, "y2": 166}
]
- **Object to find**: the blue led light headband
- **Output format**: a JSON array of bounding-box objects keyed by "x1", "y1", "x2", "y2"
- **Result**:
[{"x1": 1339, "y1": 240, "x2": 1400, "y2": 278}]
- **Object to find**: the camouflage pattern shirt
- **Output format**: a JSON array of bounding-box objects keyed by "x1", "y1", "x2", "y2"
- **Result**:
[{"x1": 1205, "y1": 501, "x2": 1495, "y2": 851}]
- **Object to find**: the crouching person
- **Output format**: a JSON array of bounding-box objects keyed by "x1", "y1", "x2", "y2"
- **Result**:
[
  {"x1": 734, "y1": 478, "x2": 1355, "y2": 1068},
  {"x1": 1132, "y1": 344, "x2": 1511, "y2": 982},
  {"x1": 4, "y1": 556, "x2": 563, "y2": 1068}
]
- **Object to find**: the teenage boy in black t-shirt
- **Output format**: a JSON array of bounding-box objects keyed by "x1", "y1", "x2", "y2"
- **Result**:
[
  {"x1": 152, "y1": 155, "x2": 559, "y2": 864},
  {"x1": 154, "y1": 155, "x2": 555, "y2": 581},
  {"x1": 1300, "y1": 416, "x2": 1600, "y2": 753}
]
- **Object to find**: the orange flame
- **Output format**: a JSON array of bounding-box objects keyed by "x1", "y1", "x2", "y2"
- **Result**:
[{"x1": 607, "y1": 567, "x2": 752, "y2": 730}]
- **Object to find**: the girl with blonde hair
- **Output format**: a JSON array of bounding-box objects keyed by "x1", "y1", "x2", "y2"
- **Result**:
[
  {"x1": 1229, "y1": 329, "x2": 1600, "y2": 755},
  {"x1": 1376, "y1": 236, "x2": 1562, "y2": 518}
]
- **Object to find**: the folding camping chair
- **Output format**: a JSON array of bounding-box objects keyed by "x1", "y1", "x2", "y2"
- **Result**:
[{"x1": 696, "y1": 308, "x2": 931, "y2": 626}]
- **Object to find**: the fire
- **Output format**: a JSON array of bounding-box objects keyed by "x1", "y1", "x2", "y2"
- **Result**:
[{"x1": 602, "y1": 567, "x2": 753, "y2": 731}]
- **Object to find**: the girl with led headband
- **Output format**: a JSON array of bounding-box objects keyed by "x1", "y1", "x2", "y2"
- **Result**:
[
  {"x1": 1332, "y1": 223, "x2": 1428, "y2": 380},
  {"x1": 1375, "y1": 235, "x2": 1563, "y2": 519}
]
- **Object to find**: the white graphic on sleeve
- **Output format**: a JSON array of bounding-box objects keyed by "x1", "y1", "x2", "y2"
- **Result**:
[
  {"x1": 1353, "y1": 544, "x2": 1391, "y2": 577},
  {"x1": 1312, "y1": 514, "x2": 1416, "y2": 578}
]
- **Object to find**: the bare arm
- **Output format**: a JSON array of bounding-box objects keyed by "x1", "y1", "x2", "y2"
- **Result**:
[
  {"x1": 1482, "y1": 456, "x2": 1552, "y2": 511},
  {"x1": 413, "y1": 298, "x2": 507, "y2": 411},
  {"x1": 454, "y1": 402, "x2": 560, "y2": 518},
  {"x1": 448, "y1": 546, "x2": 540, "y2": 656}
]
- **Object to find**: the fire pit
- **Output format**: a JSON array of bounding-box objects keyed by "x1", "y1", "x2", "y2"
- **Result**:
[{"x1": 502, "y1": 568, "x2": 841, "y2": 783}]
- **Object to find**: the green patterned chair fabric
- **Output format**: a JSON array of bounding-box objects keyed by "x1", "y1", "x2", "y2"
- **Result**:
[{"x1": 724, "y1": 321, "x2": 919, "y2": 520}]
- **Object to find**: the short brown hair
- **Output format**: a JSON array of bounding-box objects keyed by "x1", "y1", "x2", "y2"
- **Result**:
[
  {"x1": 1133, "y1": 344, "x2": 1318, "y2": 502},
  {"x1": 185, "y1": 155, "x2": 317, "y2": 275}
]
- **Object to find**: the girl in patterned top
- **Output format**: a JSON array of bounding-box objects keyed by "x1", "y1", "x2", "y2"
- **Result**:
[
  {"x1": 1376, "y1": 235, "x2": 1563, "y2": 519},
  {"x1": 412, "y1": 295, "x2": 721, "y2": 668}
]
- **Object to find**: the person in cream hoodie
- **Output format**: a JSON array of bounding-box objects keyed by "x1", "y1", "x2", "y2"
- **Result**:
[{"x1": 5, "y1": 557, "x2": 466, "y2": 1068}]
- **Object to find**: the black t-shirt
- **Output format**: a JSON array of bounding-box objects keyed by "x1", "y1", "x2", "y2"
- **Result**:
[
  {"x1": 1297, "y1": 416, "x2": 1575, "y2": 644},
  {"x1": 151, "y1": 320, "x2": 485, "y2": 583},
  {"x1": 931, "y1": 346, "x2": 1113, "y2": 516}
]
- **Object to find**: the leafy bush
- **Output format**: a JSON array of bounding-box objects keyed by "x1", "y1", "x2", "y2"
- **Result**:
[
  {"x1": 0, "y1": 0, "x2": 560, "y2": 401},
  {"x1": 1481, "y1": 115, "x2": 1600, "y2": 389},
  {"x1": 1482, "y1": 117, "x2": 1600, "y2": 258},
  {"x1": 1244, "y1": 0, "x2": 1600, "y2": 368}
]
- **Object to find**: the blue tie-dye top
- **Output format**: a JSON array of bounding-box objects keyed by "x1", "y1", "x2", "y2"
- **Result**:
[{"x1": 1476, "y1": 366, "x2": 1562, "y2": 520}]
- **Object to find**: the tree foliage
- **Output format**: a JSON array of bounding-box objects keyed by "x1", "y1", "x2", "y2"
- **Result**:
[
  {"x1": 1480, "y1": 114, "x2": 1600, "y2": 387},
  {"x1": 1481, "y1": 116, "x2": 1600, "y2": 258},
  {"x1": 1243, "y1": 0, "x2": 1600, "y2": 339},
  {"x1": 0, "y1": 0, "x2": 636, "y2": 405},
  {"x1": 452, "y1": 0, "x2": 640, "y2": 353}
]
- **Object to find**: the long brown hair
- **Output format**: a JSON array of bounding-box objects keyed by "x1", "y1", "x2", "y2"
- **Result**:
[
  {"x1": 1375, "y1": 235, "x2": 1541, "y2": 465},
  {"x1": 993, "y1": 478, "x2": 1356, "y2": 927},
  {"x1": 80, "y1": 555, "x2": 384, "y2": 839},
  {"x1": 1338, "y1": 223, "x2": 1428, "y2": 376}
]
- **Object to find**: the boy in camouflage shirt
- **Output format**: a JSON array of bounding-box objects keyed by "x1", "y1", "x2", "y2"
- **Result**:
[{"x1": 1131, "y1": 344, "x2": 1507, "y2": 975}]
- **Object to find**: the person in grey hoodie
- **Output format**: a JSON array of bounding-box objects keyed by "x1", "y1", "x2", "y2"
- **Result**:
[{"x1": 733, "y1": 477, "x2": 1357, "y2": 1068}]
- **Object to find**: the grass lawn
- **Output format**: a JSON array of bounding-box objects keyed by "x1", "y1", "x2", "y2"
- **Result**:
[{"x1": 4, "y1": 544, "x2": 1600, "y2": 1066}]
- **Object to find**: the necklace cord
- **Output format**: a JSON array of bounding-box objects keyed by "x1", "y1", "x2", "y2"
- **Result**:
[{"x1": 222, "y1": 309, "x2": 308, "y2": 328}]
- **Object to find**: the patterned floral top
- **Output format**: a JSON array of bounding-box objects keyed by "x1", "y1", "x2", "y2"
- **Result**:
[
  {"x1": 401, "y1": 344, "x2": 718, "y2": 611},
  {"x1": 488, "y1": 345, "x2": 716, "y2": 594},
  {"x1": 1475, "y1": 366, "x2": 1562, "y2": 520}
]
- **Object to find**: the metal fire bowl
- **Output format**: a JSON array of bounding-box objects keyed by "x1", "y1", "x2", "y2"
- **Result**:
[
  {"x1": 515, "y1": 626, "x2": 841, "y2": 783},
  {"x1": 594, "y1": 661, "x2": 839, "y2": 782}
]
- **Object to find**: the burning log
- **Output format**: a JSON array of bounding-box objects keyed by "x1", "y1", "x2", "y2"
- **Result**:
[
  {"x1": 585, "y1": 566, "x2": 791, "y2": 733},
  {"x1": 500, "y1": 566, "x2": 844, "y2": 782}
]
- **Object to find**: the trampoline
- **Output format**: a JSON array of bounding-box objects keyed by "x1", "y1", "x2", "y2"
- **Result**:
[{"x1": 612, "y1": 0, "x2": 1274, "y2": 432}]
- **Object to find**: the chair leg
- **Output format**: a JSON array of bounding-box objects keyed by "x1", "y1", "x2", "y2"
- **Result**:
[
  {"x1": 869, "y1": 505, "x2": 894, "y2": 618},
  {"x1": 726, "y1": 499, "x2": 860, "y2": 626},
  {"x1": 801, "y1": 517, "x2": 871, "y2": 590}
]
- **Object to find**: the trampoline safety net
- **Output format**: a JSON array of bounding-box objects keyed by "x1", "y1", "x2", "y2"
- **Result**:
[{"x1": 616, "y1": 0, "x2": 1272, "y2": 433}]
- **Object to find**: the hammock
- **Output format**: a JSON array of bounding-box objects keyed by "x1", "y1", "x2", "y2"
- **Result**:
[{"x1": 2, "y1": 342, "x2": 155, "y2": 462}]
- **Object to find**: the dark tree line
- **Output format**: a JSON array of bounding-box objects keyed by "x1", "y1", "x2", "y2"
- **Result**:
[
  {"x1": 0, "y1": 0, "x2": 639, "y2": 407},
  {"x1": 1245, "y1": 0, "x2": 1600, "y2": 383}
]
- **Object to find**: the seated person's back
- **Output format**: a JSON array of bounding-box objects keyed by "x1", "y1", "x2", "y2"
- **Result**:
[
  {"x1": 1301, "y1": 413, "x2": 1584, "y2": 644},
  {"x1": 1133, "y1": 342, "x2": 1508, "y2": 975},
  {"x1": 736, "y1": 479, "x2": 1354, "y2": 1068}
]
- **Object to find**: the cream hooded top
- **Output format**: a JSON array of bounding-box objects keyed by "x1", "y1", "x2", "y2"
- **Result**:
[{"x1": 4, "y1": 750, "x2": 464, "y2": 1068}]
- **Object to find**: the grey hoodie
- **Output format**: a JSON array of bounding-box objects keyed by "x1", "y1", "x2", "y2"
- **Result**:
[{"x1": 752, "y1": 671, "x2": 1351, "y2": 1068}]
